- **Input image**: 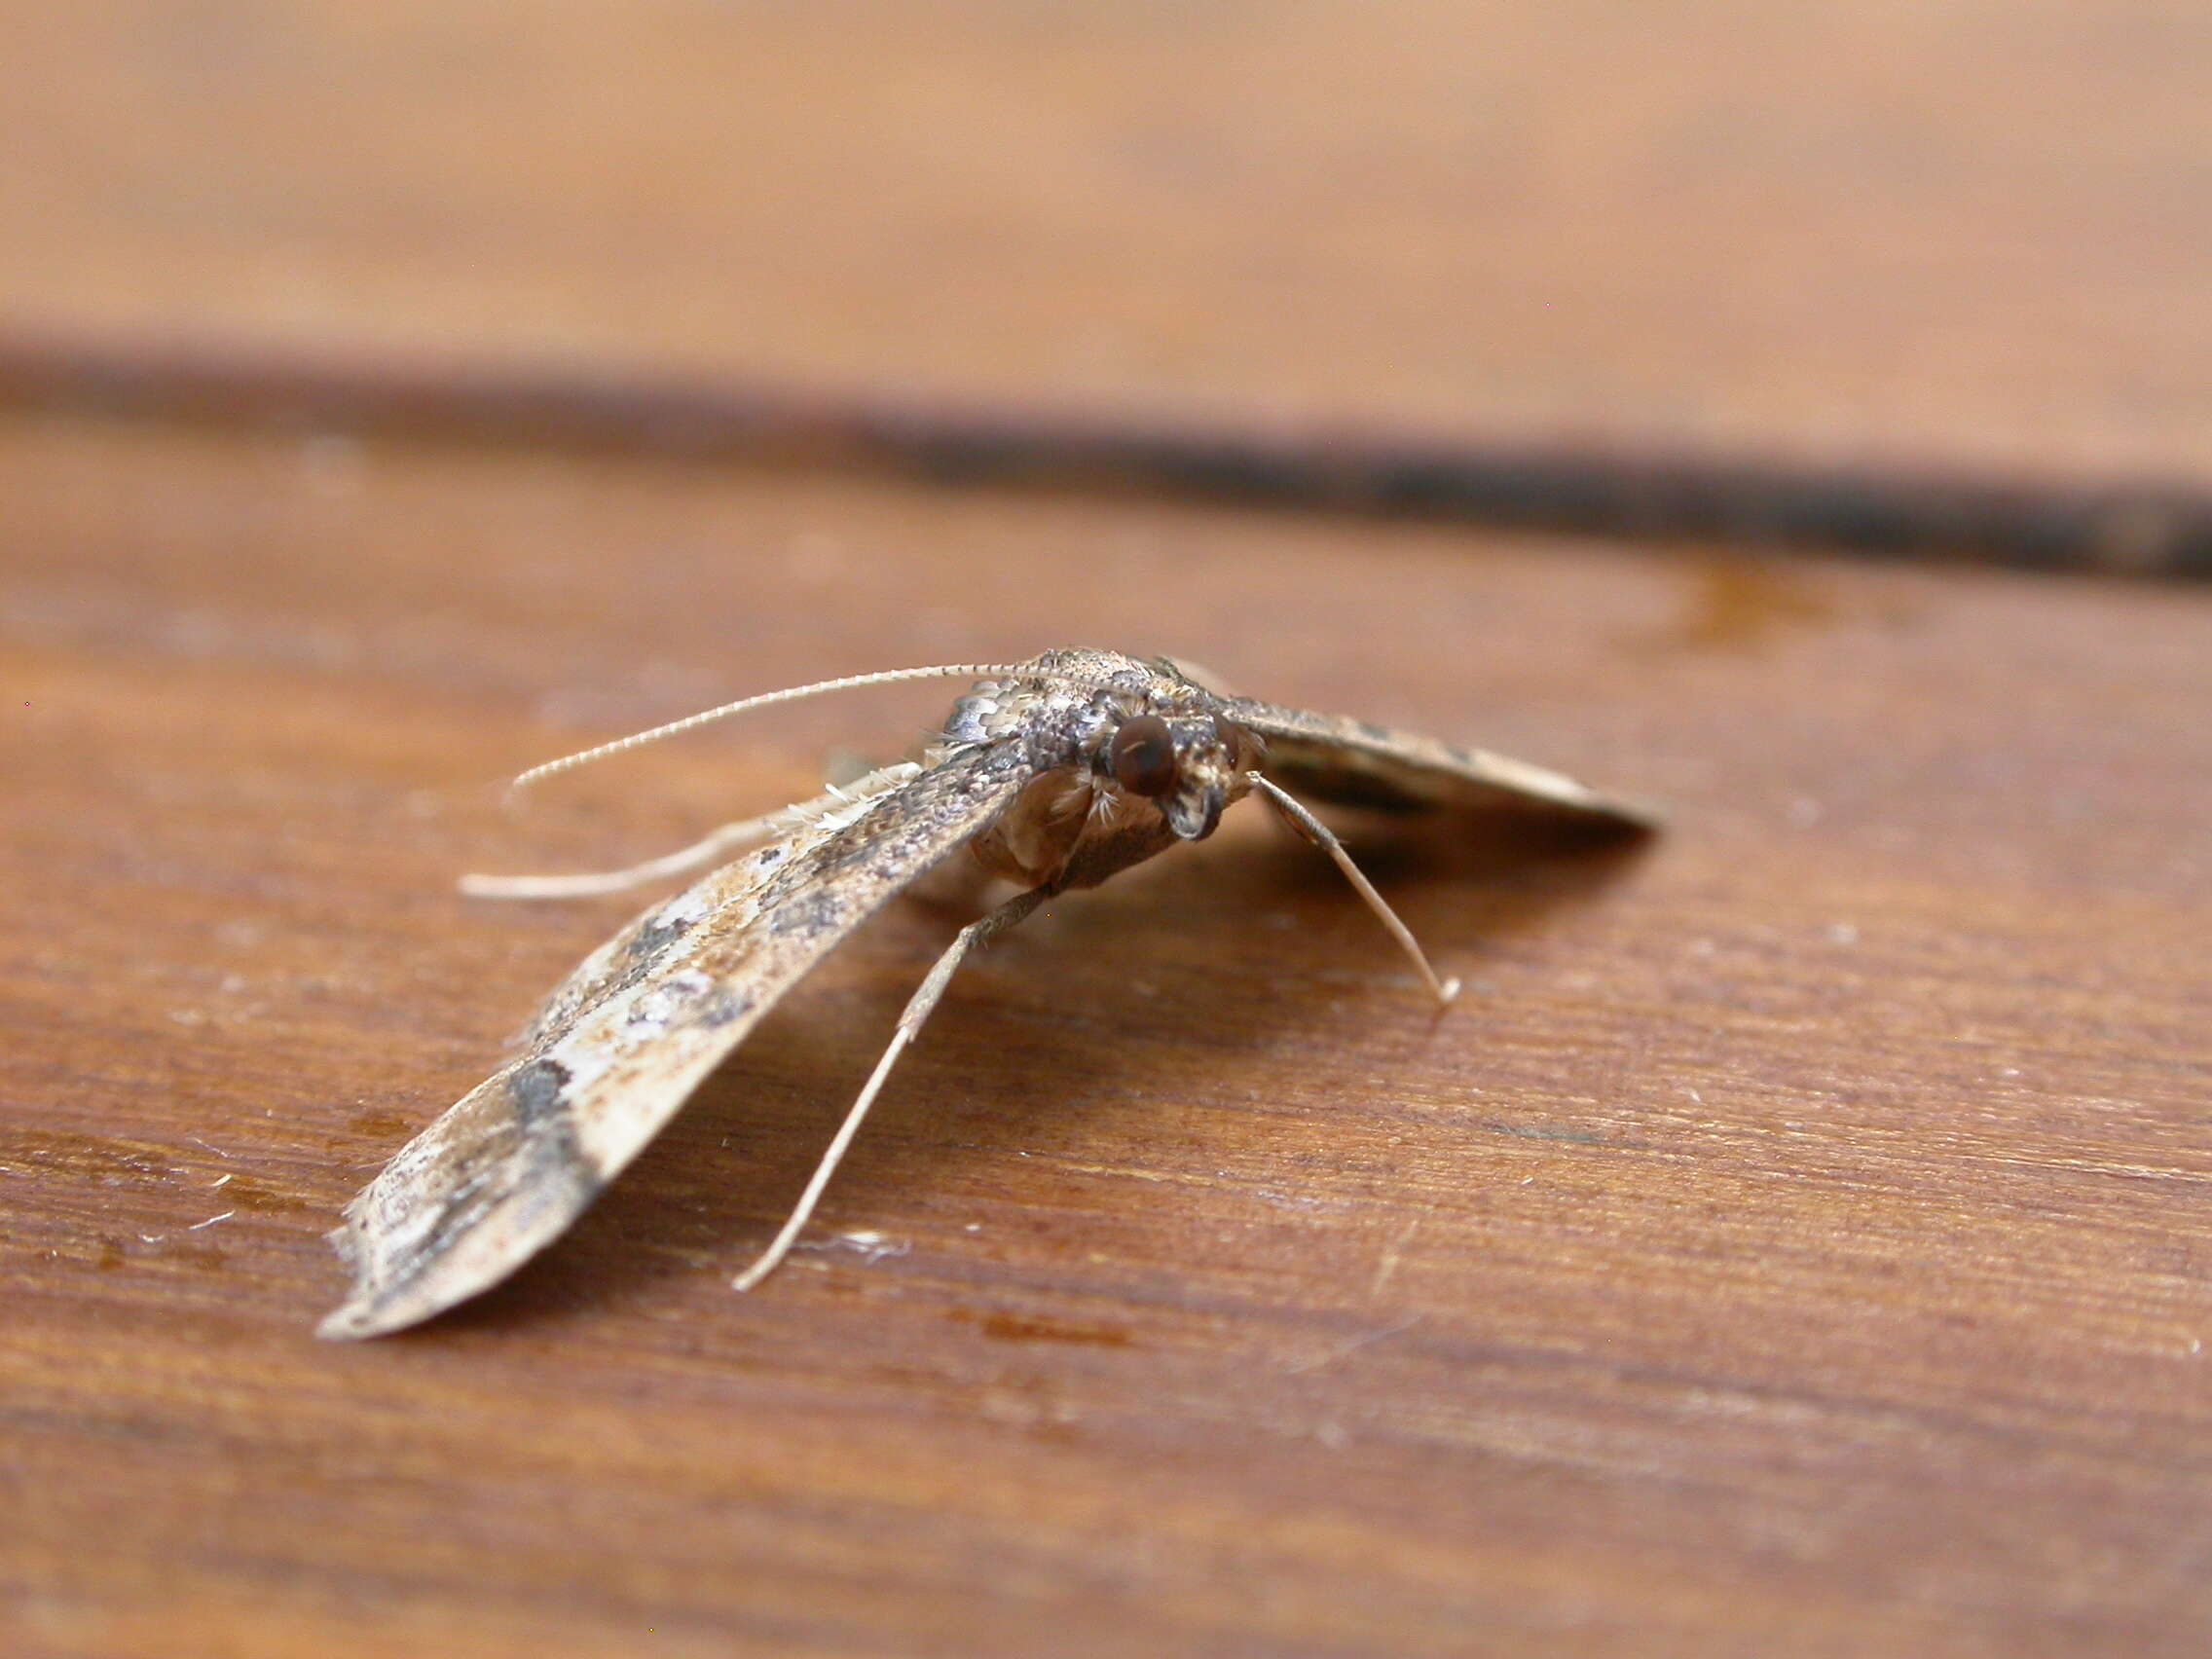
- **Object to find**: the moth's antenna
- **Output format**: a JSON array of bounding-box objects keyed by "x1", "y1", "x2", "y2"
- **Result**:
[{"x1": 507, "y1": 663, "x2": 1029, "y2": 795}]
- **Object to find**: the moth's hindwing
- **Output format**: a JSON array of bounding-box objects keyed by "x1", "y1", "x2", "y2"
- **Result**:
[
  {"x1": 318, "y1": 739, "x2": 1032, "y2": 1339},
  {"x1": 1224, "y1": 698, "x2": 1657, "y2": 829}
]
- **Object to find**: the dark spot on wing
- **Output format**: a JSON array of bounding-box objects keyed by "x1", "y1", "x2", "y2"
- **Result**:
[
  {"x1": 412, "y1": 1055, "x2": 602, "y2": 1274},
  {"x1": 770, "y1": 889, "x2": 842, "y2": 939},
  {"x1": 625, "y1": 907, "x2": 694, "y2": 968},
  {"x1": 510, "y1": 1057, "x2": 573, "y2": 1128},
  {"x1": 699, "y1": 988, "x2": 752, "y2": 1028}
]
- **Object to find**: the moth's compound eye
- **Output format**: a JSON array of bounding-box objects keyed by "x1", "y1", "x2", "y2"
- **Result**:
[{"x1": 1110, "y1": 715, "x2": 1180, "y2": 798}]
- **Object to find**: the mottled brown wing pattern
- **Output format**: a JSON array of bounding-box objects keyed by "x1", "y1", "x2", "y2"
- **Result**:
[
  {"x1": 1223, "y1": 697, "x2": 1657, "y2": 829},
  {"x1": 318, "y1": 738, "x2": 1033, "y2": 1339}
]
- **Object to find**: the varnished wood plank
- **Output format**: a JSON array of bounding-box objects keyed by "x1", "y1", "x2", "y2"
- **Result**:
[
  {"x1": 3, "y1": 415, "x2": 2208, "y2": 1656},
  {"x1": 9, "y1": 330, "x2": 2205, "y2": 575},
  {"x1": 2, "y1": 3, "x2": 2207, "y2": 487}
]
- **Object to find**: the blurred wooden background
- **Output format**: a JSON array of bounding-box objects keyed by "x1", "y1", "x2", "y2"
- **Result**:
[{"x1": 3, "y1": 6, "x2": 2208, "y2": 1657}]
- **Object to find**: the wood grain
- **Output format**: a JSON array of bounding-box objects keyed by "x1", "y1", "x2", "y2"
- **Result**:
[
  {"x1": 5, "y1": 413, "x2": 2209, "y2": 1657},
  {"x1": 5, "y1": 2, "x2": 2210, "y2": 487},
  {"x1": 7, "y1": 3, "x2": 2211, "y2": 1649}
]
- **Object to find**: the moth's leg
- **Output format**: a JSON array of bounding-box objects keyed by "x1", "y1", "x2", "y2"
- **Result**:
[
  {"x1": 460, "y1": 764, "x2": 921, "y2": 901},
  {"x1": 1247, "y1": 773, "x2": 1461, "y2": 1007},
  {"x1": 459, "y1": 813, "x2": 790, "y2": 900},
  {"x1": 731, "y1": 884, "x2": 1051, "y2": 1292}
]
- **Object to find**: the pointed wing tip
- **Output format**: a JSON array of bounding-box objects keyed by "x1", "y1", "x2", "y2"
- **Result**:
[
  {"x1": 314, "y1": 1295, "x2": 400, "y2": 1341},
  {"x1": 315, "y1": 1263, "x2": 461, "y2": 1340},
  {"x1": 1590, "y1": 793, "x2": 1666, "y2": 833},
  {"x1": 1500, "y1": 758, "x2": 1663, "y2": 833},
  {"x1": 1494, "y1": 772, "x2": 1662, "y2": 836},
  {"x1": 315, "y1": 1213, "x2": 461, "y2": 1340}
]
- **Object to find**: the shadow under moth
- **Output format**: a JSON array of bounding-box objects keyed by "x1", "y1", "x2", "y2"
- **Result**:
[{"x1": 320, "y1": 648, "x2": 1653, "y2": 1338}]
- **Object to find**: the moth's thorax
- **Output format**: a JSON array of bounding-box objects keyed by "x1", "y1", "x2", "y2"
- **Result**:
[
  {"x1": 944, "y1": 649, "x2": 1176, "y2": 743},
  {"x1": 948, "y1": 649, "x2": 1263, "y2": 892}
]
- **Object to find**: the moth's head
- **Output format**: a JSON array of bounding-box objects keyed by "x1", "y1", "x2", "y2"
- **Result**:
[{"x1": 1103, "y1": 711, "x2": 1258, "y2": 840}]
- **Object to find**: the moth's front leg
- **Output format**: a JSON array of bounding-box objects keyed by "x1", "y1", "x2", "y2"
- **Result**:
[
  {"x1": 1249, "y1": 772, "x2": 1461, "y2": 1007},
  {"x1": 461, "y1": 763, "x2": 924, "y2": 902},
  {"x1": 730, "y1": 885, "x2": 1051, "y2": 1291}
]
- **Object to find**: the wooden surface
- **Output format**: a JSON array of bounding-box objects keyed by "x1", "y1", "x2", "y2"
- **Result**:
[
  {"x1": 6, "y1": 5, "x2": 2212, "y2": 1656},
  {"x1": 5, "y1": 415, "x2": 2210, "y2": 1657},
  {"x1": 7, "y1": 2, "x2": 2212, "y2": 486}
]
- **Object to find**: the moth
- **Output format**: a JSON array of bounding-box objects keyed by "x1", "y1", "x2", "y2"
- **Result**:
[{"x1": 319, "y1": 648, "x2": 1652, "y2": 1338}]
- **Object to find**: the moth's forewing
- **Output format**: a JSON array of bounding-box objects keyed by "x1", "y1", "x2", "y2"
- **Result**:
[
  {"x1": 319, "y1": 739, "x2": 1033, "y2": 1340},
  {"x1": 1224, "y1": 698, "x2": 1657, "y2": 830}
]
